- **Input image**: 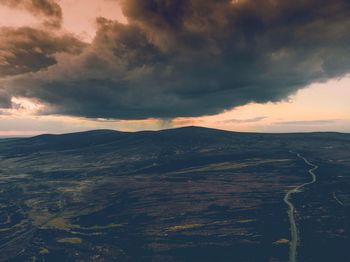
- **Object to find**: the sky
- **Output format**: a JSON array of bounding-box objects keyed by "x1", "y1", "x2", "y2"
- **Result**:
[{"x1": 0, "y1": 0, "x2": 349, "y2": 136}]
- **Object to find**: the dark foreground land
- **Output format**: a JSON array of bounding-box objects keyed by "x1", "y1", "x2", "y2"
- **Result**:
[{"x1": 0, "y1": 126, "x2": 349, "y2": 262}]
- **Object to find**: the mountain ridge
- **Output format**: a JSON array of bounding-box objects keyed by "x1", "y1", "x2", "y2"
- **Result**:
[
  {"x1": 28, "y1": 125, "x2": 350, "y2": 139},
  {"x1": 1, "y1": 126, "x2": 349, "y2": 157}
]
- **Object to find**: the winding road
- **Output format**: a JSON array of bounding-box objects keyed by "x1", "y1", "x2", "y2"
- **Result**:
[
  {"x1": 333, "y1": 192, "x2": 345, "y2": 207},
  {"x1": 283, "y1": 152, "x2": 318, "y2": 262}
]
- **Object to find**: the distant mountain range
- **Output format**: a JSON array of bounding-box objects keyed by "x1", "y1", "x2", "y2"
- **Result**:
[{"x1": 1, "y1": 126, "x2": 349, "y2": 152}]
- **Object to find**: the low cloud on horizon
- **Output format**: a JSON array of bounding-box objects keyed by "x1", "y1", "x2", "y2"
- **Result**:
[
  {"x1": 274, "y1": 120, "x2": 338, "y2": 126},
  {"x1": 221, "y1": 116, "x2": 267, "y2": 124}
]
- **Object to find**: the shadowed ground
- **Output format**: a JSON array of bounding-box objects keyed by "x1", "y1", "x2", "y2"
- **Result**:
[{"x1": 0, "y1": 127, "x2": 349, "y2": 261}]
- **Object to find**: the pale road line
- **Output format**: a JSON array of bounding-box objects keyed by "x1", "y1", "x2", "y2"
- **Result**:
[
  {"x1": 333, "y1": 192, "x2": 345, "y2": 206},
  {"x1": 283, "y1": 151, "x2": 318, "y2": 262}
]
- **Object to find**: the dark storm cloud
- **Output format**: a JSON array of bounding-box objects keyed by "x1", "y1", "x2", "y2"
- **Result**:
[
  {"x1": 3, "y1": 0, "x2": 350, "y2": 119},
  {"x1": 1, "y1": 0, "x2": 62, "y2": 28},
  {"x1": 0, "y1": 27, "x2": 87, "y2": 77}
]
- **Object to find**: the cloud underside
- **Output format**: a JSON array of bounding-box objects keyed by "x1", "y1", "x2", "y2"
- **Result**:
[
  {"x1": 0, "y1": 27, "x2": 86, "y2": 77},
  {"x1": 1, "y1": 0, "x2": 350, "y2": 119}
]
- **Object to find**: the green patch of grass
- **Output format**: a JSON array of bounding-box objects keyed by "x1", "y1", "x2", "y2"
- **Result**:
[
  {"x1": 273, "y1": 238, "x2": 289, "y2": 245},
  {"x1": 168, "y1": 223, "x2": 204, "y2": 232},
  {"x1": 39, "y1": 247, "x2": 49, "y2": 254},
  {"x1": 57, "y1": 237, "x2": 82, "y2": 244}
]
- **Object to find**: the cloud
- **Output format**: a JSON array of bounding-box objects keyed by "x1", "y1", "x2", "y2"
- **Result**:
[
  {"x1": 222, "y1": 116, "x2": 267, "y2": 124},
  {"x1": 274, "y1": 120, "x2": 338, "y2": 126},
  {"x1": 0, "y1": 89, "x2": 11, "y2": 108},
  {"x1": 0, "y1": 0, "x2": 62, "y2": 28},
  {"x1": 2, "y1": 0, "x2": 350, "y2": 119},
  {"x1": 0, "y1": 27, "x2": 87, "y2": 77}
]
